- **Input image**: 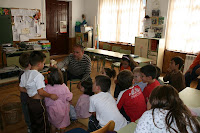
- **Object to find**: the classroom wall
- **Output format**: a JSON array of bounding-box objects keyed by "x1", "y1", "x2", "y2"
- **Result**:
[{"x1": 0, "y1": 0, "x2": 46, "y2": 39}]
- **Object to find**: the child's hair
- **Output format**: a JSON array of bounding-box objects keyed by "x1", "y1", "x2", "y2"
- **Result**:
[
  {"x1": 155, "y1": 66, "x2": 161, "y2": 79},
  {"x1": 29, "y1": 51, "x2": 46, "y2": 66},
  {"x1": 47, "y1": 67, "x2": 64, "y2": 86},
  {"x1": 117, "y1": 70, "x2": 133, "y2": 90},
  {"x1": 140, "y1": 64, "x2": 157, "y2": 79},
  {"x1": 95, "y1": 75, "x2": 111, "y2": 92},
  {"x1": 19, "y1": 52, "x2": 30, "y2": 68},
  {"x1": 149, "y1": 85, "x2": 200, "y2": 132},
  {"x1": 121, "y1": 55, "x2": 138, "y2": 71},
  {"x1": 171, "y1": 56, "x2": 184, "y2": 69},
  {"x1": 81, "y1": 81, "x2": 94, "y2": 96},
  {"x1": 104, "y1": 68, "x2": 116, "y2": 78},
  {"x1": 132, "y1": 67, "x2": 141, "y2": 74}
]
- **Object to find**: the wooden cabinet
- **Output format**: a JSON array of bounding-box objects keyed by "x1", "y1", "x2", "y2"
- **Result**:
[{"x1": 134, "y1": 37, "x2": 165, "y2": 71}]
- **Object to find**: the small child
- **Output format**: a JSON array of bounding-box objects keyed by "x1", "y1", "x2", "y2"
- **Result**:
[
  {"x1": 88, "y1": 75, "x2": 127, "y2": 132},
  {"x1": 132, "y1": 67, "x2": 147, "y2": 92},
  {"x1": 117, "y1": 70, "x2": 146, "y2": 122},
  {"x1": 163, "y1": 56, "x2": 185, "y2": 92},
  {"x1": 135, "y1": 85, "x2": 200, "y2": 132},
  {"x1": 140, "y1": 64, "x2": 160, "y2": 103},
  {"x1": 19, "y1": 51, "x2": 58, "y2": 133},
  {"x1": 18, "y1": 52, "x2": 32, "y2": 133},
  {"x1": 101, "y1": 67, "x2": 116, "y2": 79},
  {"x1": 75, "y1": 81, "x2": 94, "y2": 119},
  {"x1": 114, "y1": 55, "x2": 138, "y2": 99},
  {"x1": 45, "y1": 67, "x2": 73, "y2": 133}
]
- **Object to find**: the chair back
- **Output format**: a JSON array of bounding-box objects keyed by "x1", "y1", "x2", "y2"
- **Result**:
[
  {"x1": 119, "y1": 49, "x2": 131, "y2": 54},
  {"x1": 103, "y1": 44, "x2": 111, "y2": 50},
  {"x1": 112, "y1": 46, "x2": 121, "y2": 52},
  {"x1": 91, "y1": 120, "x2": 115, "y2": 133}
]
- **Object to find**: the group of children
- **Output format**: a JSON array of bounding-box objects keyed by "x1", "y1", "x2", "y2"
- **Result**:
[{"x1": 18, "y1": 51, "x2": 200, "y2": 133}]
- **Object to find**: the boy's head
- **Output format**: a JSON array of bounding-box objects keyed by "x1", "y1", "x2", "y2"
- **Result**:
[
  {"x1": 170, "y1": 56, "x2": 184, "y2": 70},
  {"x1": 47, "y1": 67, "x2": 64, "y2": 86},
  {"x1": 93, "y1": 75, "x2": 111, "y2": 93},
  {"x1": 19, "y1": 52, "x2": 30, "y2": 69},
  {"x1": 140, "y1": 64, "x2": 157, "y2": 83},
  {"x1": 117, "y1": 70, "x2": 133, "y2": 90},
  {"x1": 133, "y1": 67, "x2": 142, "y2": 83},
  {"x1": 29, "y1": 51, "x2": 46, "y2": 70}
]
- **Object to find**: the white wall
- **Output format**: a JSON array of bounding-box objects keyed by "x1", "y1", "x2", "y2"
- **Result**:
[{"x1": 0, "y1": 0, "x2": 46, "y2": 38}]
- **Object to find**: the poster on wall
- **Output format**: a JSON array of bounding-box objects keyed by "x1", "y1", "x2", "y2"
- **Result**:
[{"x1": 60, "y1": 21, "x2": 67, "y2": 33}]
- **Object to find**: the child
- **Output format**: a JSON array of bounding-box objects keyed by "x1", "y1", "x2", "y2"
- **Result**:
[
  {"x1": 134, "y1": 85, "x2": 200, "y2": 132},
  {"x1": 101, "y1": 67, "x2": 116, "y2": 79},
  {"x1": 132, "y1": 67, "x2": 147, "y2": 92},
  {"x1": 140, "y1": 64, "x2": 160, "y2": 102},
  {"x1": 163, "y1": 56, "x2": 185, "y2": 92},
  {"x1": 88, "y1": 75, "x2": 127, "y2": 132},
  {"x1": 120, "y1": 55, "x2": 138, "y2": 71},
  {"x1": 75, "y1": 81, "x2": 94, "y2": 119},
  {"x1": 114, "y1": 55, "x2": 138, "y2": 99},
  {"x1": 19, "y1": 51, "x2": 58, "y2": 133},
  {"x1": 18, "y1": 52, "x2": 32, "y2": 133},
  {"x1": 45, "y1": 67, "x2": 73, "y2": 133},
  {"x1": 117, "y1": 70, "x2": 146, "y2": 122}
]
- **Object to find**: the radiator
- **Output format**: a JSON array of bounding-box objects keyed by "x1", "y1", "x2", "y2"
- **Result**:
[{"x1": 183, "y1": 54, "x2": 197, "y2": 74}]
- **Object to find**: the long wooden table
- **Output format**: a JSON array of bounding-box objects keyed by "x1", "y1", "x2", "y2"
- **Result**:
[
  {"x1": 179, "y1": 87, "x2": 200, "y2": 108},
  {"x1": 85, "y1": 48, "x2": 152, "y2": 63}
]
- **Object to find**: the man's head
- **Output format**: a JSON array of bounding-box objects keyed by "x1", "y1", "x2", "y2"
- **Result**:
[
  {"x1": 93, "y1": 75, "x2": 111, "y2": 93},
  {"x1": 170, "y1": 56, "x2": 184, "y2": 71},
  {"x1": 117, "y1": 70, "x2": 133, "y2": 90},
  {"x1": 140, "y1": 64, "x2": 157, "y2": 83},
  {"x1": 73, "y1": 45, "x2": 84, "y2": 60},
  {"x1": 29, "y1": 51, "x2": 46, "y2": 70}
]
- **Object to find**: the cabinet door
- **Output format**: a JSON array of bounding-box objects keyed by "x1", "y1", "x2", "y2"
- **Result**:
[{"x1": 134, "y1": 38, "x2": 149, "y2": 58}]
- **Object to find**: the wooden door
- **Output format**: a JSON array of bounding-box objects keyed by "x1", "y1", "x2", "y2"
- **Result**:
[{"x1": 46, "y1": 0, "x2": 69, "y2": 55}]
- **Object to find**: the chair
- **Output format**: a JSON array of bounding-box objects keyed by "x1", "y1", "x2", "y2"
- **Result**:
[
  {"x1": 69, "y1": 79, "x2": 81, "y2": 91},
  {"x1": 119, "y1": 49, "x2": 131, "y2": 54},
  {"x1": 112, "y1": 46, "x2": 121, "y2": 52},
  {"x1": 103, "y1": 44, "x2": 111, "y2": 50},
  {"x1": 91, "y1": 120, "x2": 115, "y2": 133}
]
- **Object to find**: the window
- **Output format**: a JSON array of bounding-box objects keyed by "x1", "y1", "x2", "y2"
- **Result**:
[
  {"x1": 165, "y1": 0, "x2": 200, "y2": 54},
  {"x1": 98, "y1": 0, "x2": 145, "y2": 43}
]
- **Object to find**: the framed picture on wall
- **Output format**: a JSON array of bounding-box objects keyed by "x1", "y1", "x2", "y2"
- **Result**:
[
  {"x1": 158, "y1": 17, "x2": 164, "y2": 25},
  {"x1": 151, "y1": 17, "x2": 158, "y2": 25},
  {"x1": 152, "y1": 10, "x2": 160, "y2": 16}
]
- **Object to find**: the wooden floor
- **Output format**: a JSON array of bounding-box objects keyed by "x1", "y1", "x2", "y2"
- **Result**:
[
  {"x1": 0, "y1": 56, "x2": 197, "y2": 133},
  {"x1": 0, "y1": 58, "x2": 117, "y2": 133}
]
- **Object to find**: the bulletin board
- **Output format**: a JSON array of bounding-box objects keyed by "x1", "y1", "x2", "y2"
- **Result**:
[
  {"x1": 11, "y1": 8, "x2": 41, "y2": 41},
  {"x1": 0, "y1": 8, "x2": 13, "y2": 45}
]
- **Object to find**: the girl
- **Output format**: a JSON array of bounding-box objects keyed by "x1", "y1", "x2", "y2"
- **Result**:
[
  {"x1": 120, "y1": 55, "x2": 138, "y2": 71},
  {"x1": 135, "y1": 85, "x2": 200, "y2": 133},
  {"x1": 114, "y1": 55, "x2": 138, "y2": 99},
  {"x1": 75, "y1": 80, "x2": 94, "y2": 119},
  {"x1": 101, "y1": 67, "x2": 116, "y2": 79},
  {"x1": 45, "y1": 68, "x2": 73, "y2": 133}
]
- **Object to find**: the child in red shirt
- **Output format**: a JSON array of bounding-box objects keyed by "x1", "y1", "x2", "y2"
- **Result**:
[
  {"x1": 117, "y1": 70, "x2": 146, "y2": 122},
  {"x1": 140, "y1": 65, "x2": 160, "y2": 103}
]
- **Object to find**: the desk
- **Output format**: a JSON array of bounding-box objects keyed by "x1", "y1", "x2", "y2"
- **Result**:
[
  {"x1": 85, "y1": 48, "x2": 152, "y2": 63},
  {"x1": 179, "y1": 87, "x2": 200, "y2": 108}
]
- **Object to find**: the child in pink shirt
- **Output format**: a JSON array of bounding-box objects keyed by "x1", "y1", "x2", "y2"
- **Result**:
[
  {"x1": 45, "y1": 68, "x2": 73, "y2": 133},
  {"x1": 75, "y1": 81, "x2": 94, "y2": 118}
]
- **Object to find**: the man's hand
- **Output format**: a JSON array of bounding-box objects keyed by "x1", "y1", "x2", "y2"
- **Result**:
[{"x1": 50, "y1": 94, "x2": 58, "y2": 101}]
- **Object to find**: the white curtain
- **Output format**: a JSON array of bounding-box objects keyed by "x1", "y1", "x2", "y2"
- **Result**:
[
  {"x1": 98, "y1": 0, "x2": 144, "y2": 43},
  {"x1": 165, "y1": 0, "x2": 200, "y2": 54}
]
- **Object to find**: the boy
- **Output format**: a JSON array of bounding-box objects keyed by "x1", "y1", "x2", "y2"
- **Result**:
[
  {"x1": 89, "y1": 75, "x2": 127, "y2": 132},
  {"x1": 19, "y1": 51, "x2": 58, "y2": 133},
  {"x1": 18, "y1": 52, "x2": 32, "y2": 133},
  {"x1": 132, "y1": 67, "x2": 147, "y2": 92},
  {"x1": 117, "y1": 70, "x2": 146, "y2": 122},
  {"x1": 140, "y1": 64, "x2": 160, "y2": 102},
  {"x1": 163, "y1": 56, "x2": 185, "y2": 92}
]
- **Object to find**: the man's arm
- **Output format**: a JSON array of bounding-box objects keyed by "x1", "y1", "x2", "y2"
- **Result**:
[
  {"x1": 57, "y1": 55, "x2": 70, "y2": 69},
  {"x1": 38, "y1": 88, "x2": 58, "y2": 100}
]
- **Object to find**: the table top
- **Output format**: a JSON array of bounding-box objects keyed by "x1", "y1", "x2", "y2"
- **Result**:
[
  {"x1": 85, "y1": 48, "x2": 152, "y2": 63},
  {"x1": 179, "y1": 87, "x2": 200, "y2": 108}
]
